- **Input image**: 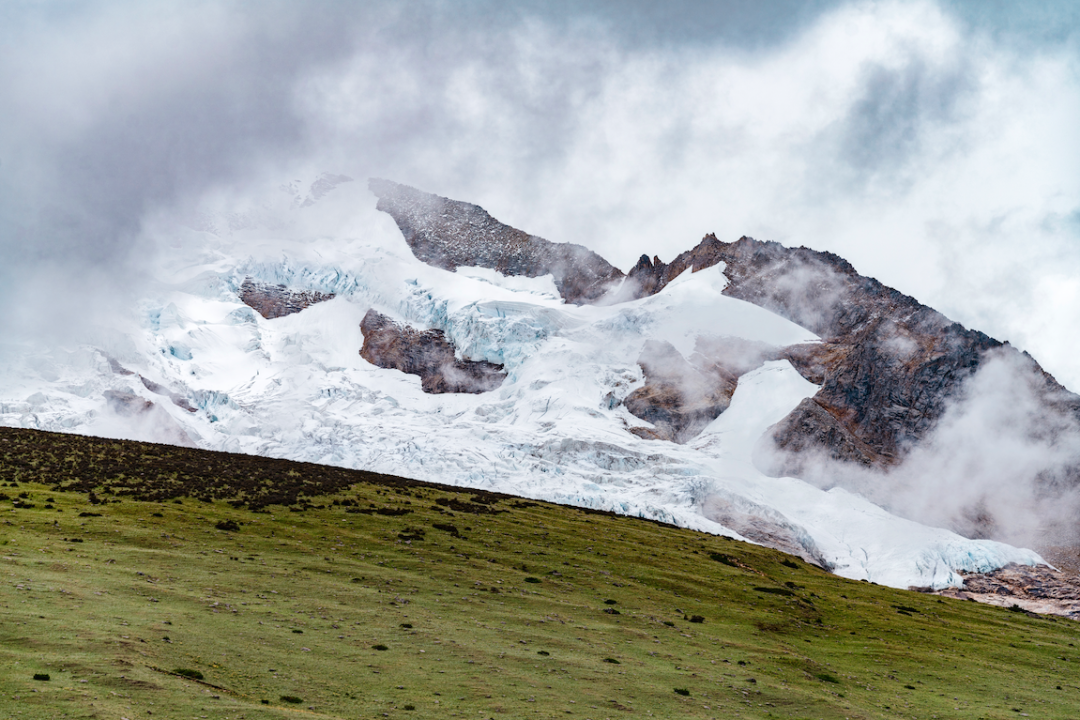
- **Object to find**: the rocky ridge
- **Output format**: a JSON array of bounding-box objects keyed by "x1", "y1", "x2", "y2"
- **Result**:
[{"x1": 369, "y1": 179, "x2": 624, "y2": 305}]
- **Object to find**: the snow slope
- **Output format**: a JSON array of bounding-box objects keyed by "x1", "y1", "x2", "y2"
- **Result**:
[{"x1": 0, "y1": 178, "x2": 1043, "y2": 589}]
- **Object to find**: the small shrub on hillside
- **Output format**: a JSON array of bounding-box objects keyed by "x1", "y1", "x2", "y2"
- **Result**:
[
  {"x1": 816, "y1": 673, "x2": 839, "y2": 684},
  {"x1": 173, "y1": 668, "x2": 204, "y2": 680},
  {"x1": 663, "y1": 621, "x2": 675, "y2": 627},
  {"x1": 524, "y1": 577, "x2": 541, "y2": 584},
  {"x1": 537, "y1": 650, "x2": 549, "y2": 656},
  {"x1": 603, "y1": 608, "x2": 620, "y2": 615},
  {"x1": 674, "y1": 688, "x2": 689, "y2": 696},
  {"x1": 781, "y1": 558, "x2": 799, "y2": 568},
  {"x1": 400, "y1": 623, "x2": 413, "y2": 629},
  {"x1": 603, "y1": 658, "x2": 620, "y2": 664},
  {"x1": 280, "y1": 695, "x2": 303, "y2": 704},
  {"x1": 710, "y1": 553, "x2": 737, "y2": 566},
  {"x1": 372, "y1": 644, "x2": 388, "y2": 651},
  {"x1": 215, "y1": 519, "x2": 240, "y2": 532},
  {"x1": 687, "y1": 615, "x2": 705, "y2": 624},
  {"x1": 33, "y1": 673, "x2": 50, "y2": 681},
  {"x1": 604, "y1": 599, "x2": 617, "y2": 605}
]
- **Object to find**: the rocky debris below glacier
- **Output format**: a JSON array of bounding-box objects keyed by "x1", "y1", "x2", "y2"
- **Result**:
[
  {"x1": 921, "y1": 563, "x2": 1080, "y2": 619},
  {"x1": 701, "y1": 492, "x2": 831, "y2": 568},
  {"x1": 369, "y1": 179, "x2": 624, "y2": 305},
  {"x1": 239, "y1": 277, "x2": 335, "y2": 319},
  {"x1": 359, "y1": 309, "x2": 507, "y2": 394}
]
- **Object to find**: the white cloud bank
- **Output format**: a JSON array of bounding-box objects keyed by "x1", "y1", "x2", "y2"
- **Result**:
[{"x1": 2, "y1": 0, "x2": 1078, "y2": 386}]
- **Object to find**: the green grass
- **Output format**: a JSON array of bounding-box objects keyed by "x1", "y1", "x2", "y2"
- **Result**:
[{"x1": 1, "y1": 427, "x2": 1079, "y2": 718}]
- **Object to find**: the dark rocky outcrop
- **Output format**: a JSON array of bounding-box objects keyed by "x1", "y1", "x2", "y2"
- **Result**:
[
  {"x1": 369, "y1": 179, "x2": 624, "y2": 305},
  {"x1": 624, "y1": 341, "x2": 737, "y2": 444},
  {"x1": 359, "y1": 309, "x2": 506, "y2": 394},
  {"x1": 239, "y1": 278, "x2": 335, "y2": 319},
  {"x1": 625, "y1": 338, "x2": 773, "y2": 444},
  {"x1": 621, "y1": 234, "x2": 731, "y2": 300}
]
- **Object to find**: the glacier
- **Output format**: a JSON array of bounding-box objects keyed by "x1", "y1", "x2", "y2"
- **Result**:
[{"x1": 0, "y1": 177, "x2": 1044, "y2": 590}]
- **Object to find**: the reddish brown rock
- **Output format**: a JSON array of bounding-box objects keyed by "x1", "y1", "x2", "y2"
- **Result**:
[
  {"x1": 359, "y1": 309, "x2": 506, "y2": 394},
  {"x1": 625, "y1": 338, "x2": 774, "y2": 444},
  {"x1": 239, "y1": 278, "x2": 335, "y2": 319},
  {"x1": 369, "y1": 179, "x2": 624, "y2": 305},
  {"x1": 625, "y1": 341, "x2": 736, "y2": 443}
]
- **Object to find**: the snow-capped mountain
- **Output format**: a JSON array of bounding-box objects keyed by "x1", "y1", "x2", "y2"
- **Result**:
[{"x1": 3, "y1": 173, "x2": 1071, "y2": 591}]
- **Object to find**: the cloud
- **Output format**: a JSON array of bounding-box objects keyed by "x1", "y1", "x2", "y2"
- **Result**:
[
  {"x1": 780, "y1": 349, "x2": 1080, "y2": 549},
  {"x1": 2, "y1": 0, "x2": 1078, "y2": 391}
]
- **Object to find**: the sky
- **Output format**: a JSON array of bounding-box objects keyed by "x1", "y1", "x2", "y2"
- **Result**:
[{"x1": 2, "y1": 0, "x2": 1079, "y2": 386}]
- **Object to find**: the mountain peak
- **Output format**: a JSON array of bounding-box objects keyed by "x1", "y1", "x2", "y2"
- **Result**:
[{"x1": 369, "y1": 178, "x2": 624, "y2": 305}]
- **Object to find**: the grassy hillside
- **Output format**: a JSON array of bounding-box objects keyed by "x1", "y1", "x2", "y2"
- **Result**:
[{"x1": 1, "y1": 426, "x2": 1078, "y2": 719}]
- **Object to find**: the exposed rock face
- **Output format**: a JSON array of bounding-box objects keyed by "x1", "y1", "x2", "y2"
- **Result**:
[
  {"x1": 369, "y1": 179, "x2": 624, "y2": 305},
  {"x1": 625, "y1": 338, "x2": 773, "y2": 444},
  {"x1": 239, "y1": 278, "x2": 335, "y2": 319},
  {"x1": 359, "y1": 309, "x2": 506, "y2": 394},
  {"x1": 139, "y1": 376, "x2": 197, "y2": 413},
  {"x1": 624, "y1": 340, "x2": 736, "y2": 443},
  {"x1": 622, "y1": 233, "x2": 731, "y2": 300}
]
